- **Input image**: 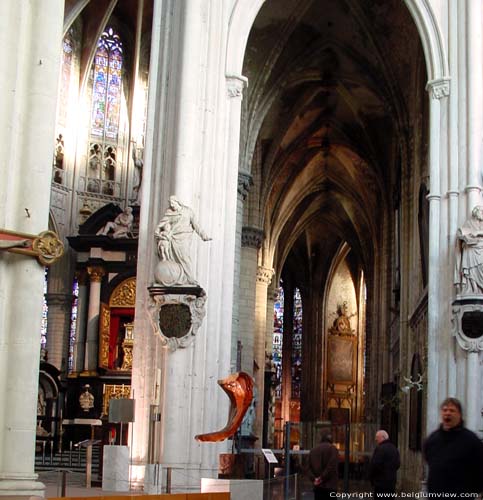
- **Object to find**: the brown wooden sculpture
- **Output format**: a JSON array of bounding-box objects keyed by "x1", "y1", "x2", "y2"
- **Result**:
[{"x1": 195, "y1": 371, "x2": 254, "y2": 442}]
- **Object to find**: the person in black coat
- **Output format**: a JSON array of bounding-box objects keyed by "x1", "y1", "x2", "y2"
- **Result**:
[
  {"x1": 423, "y1": 397, "x2": 483, "y2": 498},
  {"x1": 369, "y1": 430, "x2": 400, "y2": 497}
]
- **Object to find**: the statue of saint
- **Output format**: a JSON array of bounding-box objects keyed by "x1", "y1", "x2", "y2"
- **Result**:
[
  {"x1": 455, "y1": 205, "x2": 483, "y2": 295},
  {"x1": 154, "y1": 196, "x2": 211, "y2": 286},
  {"x1": 97, "y1": 207, "x2": 134, "y2": 238}
]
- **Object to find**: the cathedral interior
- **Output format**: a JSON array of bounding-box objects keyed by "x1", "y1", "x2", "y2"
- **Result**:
[{"x1": 1, "y1": 0, "x2": 482, "y2": 496}]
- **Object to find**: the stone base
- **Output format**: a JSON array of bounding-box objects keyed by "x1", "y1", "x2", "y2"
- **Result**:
[
  {"x1": 0, "y1": 478, "x2": 45, "y2": 497},
  {"x1": 143, "y1": 464, "x2": 163, "y2": 494},
  {"x1": 102, "y1": 445, "x2": 130, "y2": 492},
  {"x1": 201, "y1": 478, "x2": 263, "y2": 500}
]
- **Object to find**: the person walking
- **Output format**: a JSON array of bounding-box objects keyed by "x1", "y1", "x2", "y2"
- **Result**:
[
  {"x1": 423, "y1": 397, "x2": 483, "y2": 498},
  {"x1": 369, "y1": 430, "x2": 400, "y2": 497},
  {"x1": 308, "y1": 432, "x2": 339, "y2": 500}
]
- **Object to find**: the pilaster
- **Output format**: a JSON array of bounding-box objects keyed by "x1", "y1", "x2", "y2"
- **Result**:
[{"x1": 84, "y1": 266, "x2": 105, "y2": 374}]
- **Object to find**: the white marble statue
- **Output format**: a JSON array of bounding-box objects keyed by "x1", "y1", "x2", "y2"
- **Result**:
[
  {"x1": 454, "y1": 205, "x2": 483, "y2": 294},
  {"x1": 154, "y1": 196, "x2": 211, "y2": 286},
  {"x1": 97, "y1": 207, "x2": 134, "y2": 238}
]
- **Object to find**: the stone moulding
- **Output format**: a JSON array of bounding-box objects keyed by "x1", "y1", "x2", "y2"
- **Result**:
[
  {"x1": 451, "y1": 296, "x2": 483, "y2": 352},
  {"x1": 148, "y1": 286, "x2": 207, "y2": 351}
]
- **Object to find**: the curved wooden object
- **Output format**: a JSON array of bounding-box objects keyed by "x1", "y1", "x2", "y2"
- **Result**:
[{"x1": 195, "y1": 371, "x2": 254, "y2": 442}]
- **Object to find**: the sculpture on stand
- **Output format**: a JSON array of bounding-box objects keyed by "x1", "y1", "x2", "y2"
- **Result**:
[
  {"x1": 97, "y1": 207, "x2": 134, "y2": 238},
  {"x1": 154, "y1": 196, "x2": 211, "y2": 287},
  {"x1": 195, "y1": 372, "x2": 254, "y2": 442},
  {"x1": 454, "y1": 205, "x2": 483, "y2": 295},
  {"x1": 452, "y1": 206, "x2": 483, "y2": 352},
  {"x1": 149, "y1": 196, "x2": 211, "y2": 350}
]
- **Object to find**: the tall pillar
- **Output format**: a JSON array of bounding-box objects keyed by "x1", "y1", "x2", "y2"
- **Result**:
[
  {"x1": 231, "y1": 172, "x2": 253, "y2": 370},
  {"x1": 72, "y1": 271, "x2": 88, "y2": 374},
  {"x1": 239, "y1": 227, "x2": 264, "y2": 374},
  {"x1": 45, "y1": 293, "x2": 72, "y2": 372},
  {"x1": 425, "y1": 78, "x2": 449, "y2": 434},
  {"x1": 253, "y1": 266, "x2": 273, "y2": 441},
  {"x1": 0, "y1": 1, "x2": 64, "y2": 496},
  {"x1": 84, "y1": 266, "x2": 105, "y2": 374}
]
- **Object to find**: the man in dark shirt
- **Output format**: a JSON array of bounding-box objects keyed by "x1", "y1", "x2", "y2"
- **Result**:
[
  {"x1": 309, "y1": 432, "x2": 339, "y2": 500},
  {"x1": 423, "y1": 397, "x2": 483, "y2": 498},
  {"x1": 369, "y1": 430, "x2": 400, "y2": 497}
]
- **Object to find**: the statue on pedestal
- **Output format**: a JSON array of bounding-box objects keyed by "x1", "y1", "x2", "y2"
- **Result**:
[
  {"x1": 454, "y1": 206, "x2": 483, "y2": 295},
  {"x1": 97, "y1": 207, "x2": 134, "y2": 238},
  {"x1": 154, "y1": 196, "x2": 211, "y2": 287}
]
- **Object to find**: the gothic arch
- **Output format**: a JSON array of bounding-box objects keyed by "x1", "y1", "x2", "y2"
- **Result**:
[{"x1": 226, "y1": 0, "x2": 448, "y2": 83}]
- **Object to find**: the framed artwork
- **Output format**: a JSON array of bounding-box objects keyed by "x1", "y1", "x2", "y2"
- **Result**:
[{"x1": 327, "y1": 335, "x2": 357, "y2": 384}]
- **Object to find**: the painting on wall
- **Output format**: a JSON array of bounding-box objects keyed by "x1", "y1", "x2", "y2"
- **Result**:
[{"x1": 327, "y1": 335, "x2": 356, "y2": 384}]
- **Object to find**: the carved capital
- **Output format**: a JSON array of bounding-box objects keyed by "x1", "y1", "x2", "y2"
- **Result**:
[
  {"x1": 75, "y1": 270, "x2": 88, "y2": 286},
  {"x1": 87, "y1": 266, "x2": 105, "y2": 282},
  {"x1": 44, "y1": 292, "x2": 73, "y2": 310},
  {"x1": 256, "y1": 266, "x2": 274, "y2": 285},
  {"x1": 242, "y1": 226, "x2": 264, "y2": 248},
  {"x1": 426, "y1": 78, "x2": 450, "y2": 99},
  {"x1": 226, "y1": 74, "x2": 248, "y2": 99},
  {"x1": 238, "y1": 171, "x2": 253, "y2": 200}
]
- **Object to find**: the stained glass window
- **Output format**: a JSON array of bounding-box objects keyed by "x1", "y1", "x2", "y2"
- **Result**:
[
  {"x1": 91, "y1": 28, "x2": 123, "y2": 140},
  {"x1": 68, "y1": 277, "x2": 79, "y2": 373},
  {"x1": 40, "y1": 269, "x2": 48, "y2": 349},
  {"x1": 292, "y1": 287, "x2": 303, "y2": 398},
  {"x1": 272, "y1": 283, "x2": 284, "y2": 399}
]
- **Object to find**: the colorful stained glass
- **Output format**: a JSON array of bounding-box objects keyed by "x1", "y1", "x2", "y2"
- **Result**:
[
  {"x1": 292, "y1": 287, "x2": 303, "y2": 398},
  {"x1": 68, "y1": 277, "x2": 79, "y2": 373},
  {"x1": 272, "y1": 283, "x2": 284, "y2": 399},
  {"x1": 90, "y1": 28, "x2": 123, "y2": 140},
  {"x1": 40, "y1": 269, "x2": 48, "y2": 349}
]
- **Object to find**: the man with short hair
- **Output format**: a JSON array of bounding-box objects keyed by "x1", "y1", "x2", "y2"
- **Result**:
[
  {"x1": 308, "y1": 432, "x2": 339, "y2": 500},
  {"x1": 423, "y1": 397, "x2": 483, "y2": 498},
  {"x1": 369, "y1": 429, "x2": 400, "y2": 497}
]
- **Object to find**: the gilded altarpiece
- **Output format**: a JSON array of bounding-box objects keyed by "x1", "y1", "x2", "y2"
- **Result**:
[
  {"x1": 325, "y1": 303, "x2": 359, "y2": 422},
  {"x1": 98, "y1": 277, "x2": 136, "y2": 371}
]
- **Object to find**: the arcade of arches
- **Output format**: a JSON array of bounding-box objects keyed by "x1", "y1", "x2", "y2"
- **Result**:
[{"x1": 0, "y1": 0, "x2": 482, "y2": 497}]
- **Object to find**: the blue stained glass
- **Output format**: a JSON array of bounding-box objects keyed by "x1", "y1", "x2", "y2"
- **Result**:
[{"x1": 68, "y1": 278, "x2": 79, "y2": 373}]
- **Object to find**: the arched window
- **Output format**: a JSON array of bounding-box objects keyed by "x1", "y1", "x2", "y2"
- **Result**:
[
  {"x1": 418, "y1": 184, "x2": 430, "y2": 287},
  {"x1": 272, "y1": 283, "x2": 284, "y2": 399},
  {"x1": 87, "y1": 27, "x2": 124, "y2": 196},
  {"x1": 292, "y1": 287, "x2": 303, "y2": 399}
]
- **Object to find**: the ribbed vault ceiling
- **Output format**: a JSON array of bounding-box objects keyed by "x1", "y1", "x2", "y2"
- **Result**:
[{"x1": 243, "y1": 0, "x2": 426, "y2": 285}]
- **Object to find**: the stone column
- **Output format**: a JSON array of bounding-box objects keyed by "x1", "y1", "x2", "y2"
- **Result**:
[
  {"x1": 84, "y1": 266, "x2": 105, "y2": 374},
  {"x1": 45, "y1": 293, "x2": 73, "y2": 372},
  {"x1": 0, "y1": 1, "x2": 64, "y2": 496},
  {"x1": 231, "y1": 173, "x2": 253, "y2": 370},
  {"x1": 253, "y1": 266, "x2": 273, "y2": 441},
  {"x1": 239, "y1": 227, "x2": 264, "y2": 374},
  {"x1": 466, "y1": 0, "x2": 482, "y2": 210},
  {"x1": 72, "y1": 271, "x2": 88, "y2": 375},
  {"x1": 425, "y1": 78, "x2": 449, "y2": 434}
]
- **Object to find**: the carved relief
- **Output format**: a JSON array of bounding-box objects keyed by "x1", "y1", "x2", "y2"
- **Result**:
[
  {"x1": 102, "y1": 384, "x2": 131, "y2": 417},
  {"x1": 256, "y1": 266, "x2": 274, "y2": 285},
  {"x1": 148, "y1": 289, "x2": 207, "y2": 351},
  {"x1": 79, "y1": 384, "x2": 95, "y2": 412},
  {"x1": 110, "y1": 277, "x2": 136, "y2": 307},
  {"x1": 98, "y1": 303, "x2": 111, "y2": 369}
]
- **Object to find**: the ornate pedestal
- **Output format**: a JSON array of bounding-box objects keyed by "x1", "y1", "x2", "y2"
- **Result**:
[
  {"x1": 451, "y1": 295, "x2": 483, "y2": 352},
  {"x1": 147, "y1": 286, "x2": 207, "y2": 350}
]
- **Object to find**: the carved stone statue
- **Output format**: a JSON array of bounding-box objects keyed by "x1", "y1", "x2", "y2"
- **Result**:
[
  {"x1": 97, "y1": 207, "x2": 134, "y2": 238},
  {"x1": 132, "y1": 146, "x2": 143, "y2": 204},
  {"x1": 454, "y1": 206, "x2": 483, "y2": 295},
  {"x1": 154, "y1": 196, "x2": 211, "y2": 286}
]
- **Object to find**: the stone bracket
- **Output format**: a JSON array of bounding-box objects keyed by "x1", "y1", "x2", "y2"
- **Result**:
[
  {"x1": 451, "y1": 296, "x2": 483, "y2": 352},
  {"x1": 148, "y1": 286, "x2": 207, "y2": 351}
]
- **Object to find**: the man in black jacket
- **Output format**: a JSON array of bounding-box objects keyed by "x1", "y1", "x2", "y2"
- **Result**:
[
  {"x1": 309, "y1": 432, "x2": 339, "y2": 500},
  {"x1": 369, "y1": 430, "x2": 400, "y2": 497},
  {"x1": 423, "y1": 397, "x2": 483, "y2": 498}
]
